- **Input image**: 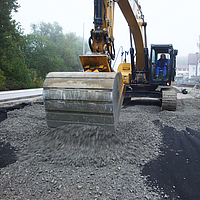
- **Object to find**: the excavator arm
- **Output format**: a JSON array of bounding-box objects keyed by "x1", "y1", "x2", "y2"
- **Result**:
[
  {"x1": 82, "y1": 0, "x2": 146, "y2": 71},
  {"x1": 81, "y1": 0, "x2": 116, "y2": 72}
]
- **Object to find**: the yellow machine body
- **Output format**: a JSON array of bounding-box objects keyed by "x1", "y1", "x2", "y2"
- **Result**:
[{"x1": 117, "y1": 63, "x2": 131, "y2": 85}]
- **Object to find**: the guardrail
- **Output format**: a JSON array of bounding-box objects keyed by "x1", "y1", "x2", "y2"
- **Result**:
[{"x1": 0, "y1": 88, "x2": 43, "y2": 102}]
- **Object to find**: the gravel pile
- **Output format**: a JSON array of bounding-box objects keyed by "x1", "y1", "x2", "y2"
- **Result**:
[{"x1": 0, "y1": 98, "x2": 200, "y2": 199}]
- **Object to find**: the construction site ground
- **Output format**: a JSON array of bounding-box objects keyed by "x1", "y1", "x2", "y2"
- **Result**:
[{"x1": 0, "y1": 87, "x2": 200, "y2": 199}]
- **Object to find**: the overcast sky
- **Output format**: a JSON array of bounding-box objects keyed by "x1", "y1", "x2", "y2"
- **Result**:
[{"x1": 13, "y1": 0, "x2": 200, "y2": 68}]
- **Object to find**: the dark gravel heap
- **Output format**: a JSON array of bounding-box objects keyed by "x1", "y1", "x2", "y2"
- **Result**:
[{"x1": 0, "y1": 98, "x2": 199, "y2": 199}]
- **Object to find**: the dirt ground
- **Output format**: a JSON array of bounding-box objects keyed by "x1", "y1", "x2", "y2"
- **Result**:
[{"x1": 0, "y1": 97, "x2": 200, "y2": 199}]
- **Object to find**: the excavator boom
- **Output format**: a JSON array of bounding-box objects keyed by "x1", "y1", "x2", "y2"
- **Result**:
[{"x1": 118, "y1": 0, "x2": 146, "y2": 69}]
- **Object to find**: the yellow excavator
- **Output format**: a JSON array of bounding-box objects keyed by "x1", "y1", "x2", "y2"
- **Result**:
[{"x1": 43, "y1": 0, "x2": 178, "y2": 131}]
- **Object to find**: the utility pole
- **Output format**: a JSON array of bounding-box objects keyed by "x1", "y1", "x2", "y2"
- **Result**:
[
  {"x1": 196, "y1": 52, "x2": 198, "y2": 78},
  {"x1": 83, "y1": 22, "x2": 85, "y2": 55},
  {"x1": 196, "y1": 36, "x2": 200, "y2": 78},
  {"x1": 198, "y1": 35, "x2": 200, "y2": 52}
]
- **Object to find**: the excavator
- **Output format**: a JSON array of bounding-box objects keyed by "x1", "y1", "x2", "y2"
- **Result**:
[{"x1": 43, "y1": 0, "x2": 178, "y2": 131}]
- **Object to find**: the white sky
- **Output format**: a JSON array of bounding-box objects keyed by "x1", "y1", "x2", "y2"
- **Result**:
[{"x1": 13, "y1": 0, "x2": 200, "y2": 69}]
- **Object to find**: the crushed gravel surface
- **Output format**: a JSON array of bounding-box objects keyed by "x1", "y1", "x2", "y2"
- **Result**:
[{"x1": 0, "y1": 98, "x2": 200, "y2": 199}]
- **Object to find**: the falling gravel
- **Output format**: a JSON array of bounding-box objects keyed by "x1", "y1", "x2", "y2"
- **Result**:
[{"x1": 0, "y1": 98, "x2": 200, "y2": 199}]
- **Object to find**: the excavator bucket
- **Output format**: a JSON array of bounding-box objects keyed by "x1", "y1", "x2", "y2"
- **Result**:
[
  {"x1": 43, "y1": 72, "x2": 125, "y2": 131},
  {"x1": 79, "y1": 54, "x2": 112, "y2": 72}
]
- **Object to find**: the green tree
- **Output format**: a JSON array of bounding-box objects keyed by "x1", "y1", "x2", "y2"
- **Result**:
[
  {"x1": 64, "y1": 32, "x2": 86, "y2": 71},
  {"x1": 21, "y1": 22, "x2": 89, "y2": 81},
  {"x1": 21, "y1": 33, "x2": 66, "y2": 80},
  {"x1": 0, "y1": 0, "x2": 31, "y2": 90},
  {"x1": 1, "y1": 43, "x2": 30, "y2": 89},
  {"x1": 0, "y1": 0, "x2": 19, "y2": 56},
  {"x1": 30, "y1": 22, "x2": 88, "y2": 72},
  {"x1": 0, "y1": 69, "x2": 6, "y2": 90},
  {"x1": 31, "y1": 21, "x2": 63, "y2": 44}
]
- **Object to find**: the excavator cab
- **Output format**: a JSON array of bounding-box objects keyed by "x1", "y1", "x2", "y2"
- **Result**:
[{"x1": 149, "y1": 44, "x2": 178, "y2": 86}]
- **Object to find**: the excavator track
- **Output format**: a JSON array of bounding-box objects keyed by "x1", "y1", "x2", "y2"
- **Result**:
[
  {"x1": 43, "y1": 72, "x2": 124, "y2": 131},
  {"x1": 161, "y1": 87, "x2": 177, "y2": 111}
]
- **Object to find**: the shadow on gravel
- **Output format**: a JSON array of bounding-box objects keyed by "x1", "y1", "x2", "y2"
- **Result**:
[
  {"x1": 0, "y1": 103, "x2": 31, "y2": 123},
  {"x1": 0, "y1": 141, "x2": 17, "y2": 168},
  {"x1": 0, "y1": 102, "x2": 44, "y2": 168},
  {"x1": 0, "y1": 102, "x2": 43, "y2": 122},
  {"x1": 142, "y1": 120, "x2": 200, "y2": 199}
]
